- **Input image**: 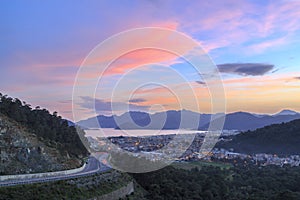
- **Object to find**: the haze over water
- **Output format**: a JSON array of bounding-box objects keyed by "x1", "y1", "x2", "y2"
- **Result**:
[{"x1": 85, "y1": 128, "x2": 207, "y2": 138}]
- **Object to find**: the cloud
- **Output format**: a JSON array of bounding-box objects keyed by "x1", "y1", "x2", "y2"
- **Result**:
[
  {"x1": 129, "y1": 98, "x2": 147, "y2": 103},
  {"x1": 271, "y1": 68, "x2": 280, "y2": 74},
  {"x1": 58, "y1": 100, "x2": 72, "y2": 104},
  {"x1": 80, "y1": 28, "x2": 197, "y2": 78},
  {"x1": 78, "y1": 96, "x2": 150, "y2": 112},
  {"x1": 195, "y1": 81, "x2": 206, "y2": 85},
  {"x1": 295, "y1": 77, "x2": 300, "y2": 80},
  {"x1": 217, "y1": 63, "x2": 274, "y2": 76},
  {"x1": 248, "y1": 36, "x2": 288, "y2": 53}
]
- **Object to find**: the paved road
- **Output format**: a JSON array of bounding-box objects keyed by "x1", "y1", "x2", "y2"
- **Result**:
[{"x1": 0, "y1": 154, "x2": 111, "y2": 187}]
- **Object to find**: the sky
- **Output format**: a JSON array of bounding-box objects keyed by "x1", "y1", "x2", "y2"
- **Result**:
[{"x1": 1, "y1": 0, "x2": 300, "y2": 120}]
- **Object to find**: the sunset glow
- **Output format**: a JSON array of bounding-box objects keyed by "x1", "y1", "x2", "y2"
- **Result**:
[{"x1": 1, "y1": 0, "x2": 300, "y2": 120}]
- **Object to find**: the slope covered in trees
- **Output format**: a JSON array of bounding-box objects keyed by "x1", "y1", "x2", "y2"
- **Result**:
[
  {"x1": 132, "y1": 164, "x2": 300, "y2": 200},
  {"x1": 218, "y1": 118, "x2": 300, "y2": 155},
  {"x1": 0, "y1": 93, "x2": 89, "y2": 161}
]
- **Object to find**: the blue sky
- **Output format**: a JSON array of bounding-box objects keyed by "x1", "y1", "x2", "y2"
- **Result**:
[{"x1": 1, "y1": 0, "x2": 300, "y2": 120}]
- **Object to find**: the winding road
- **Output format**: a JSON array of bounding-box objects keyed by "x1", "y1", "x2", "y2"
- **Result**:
[{"x1": 0, "y1": 153, "x2": 111, "y2": 187}]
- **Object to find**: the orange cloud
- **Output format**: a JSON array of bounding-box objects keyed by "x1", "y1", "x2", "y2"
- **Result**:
[
  {"x1": 124, "y1": 81, "x2": 213, "y2": 113},
  {"x1": 125, "y1": 73, "x2": 300, "y2": 114},
  {"x1": 78, "y1": 27, "x2": 199, "y2": 80},
  {"x1": 103, "y1": 49, "x2": 179, "y2": 75},
  {"x1": 223, "y1": 73, "x2": 300, "y2": 113}
]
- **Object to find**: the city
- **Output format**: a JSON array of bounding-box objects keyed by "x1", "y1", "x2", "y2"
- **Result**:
[{"x1": 89, "y1": 133, "x2": 300, "y2": 167}]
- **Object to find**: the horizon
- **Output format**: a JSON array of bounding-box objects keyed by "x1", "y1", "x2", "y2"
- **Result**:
[
  {"x1": 2, "y1": 1, "x2": 300, "y2": 198},
  {"x1": 78, "y1": 108, "x2": 300, "y2": 122},
  {"x1": 1, "y1": 0, "x2": 300, "y2": 121}
]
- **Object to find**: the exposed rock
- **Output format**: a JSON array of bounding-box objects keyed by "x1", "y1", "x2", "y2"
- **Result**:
[{"x1": 0, "y1": 114, "x2": 82, "y2": 175}]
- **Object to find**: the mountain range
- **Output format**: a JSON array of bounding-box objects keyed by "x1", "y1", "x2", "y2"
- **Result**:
[{"x1": 77, "y1": 109, "x2": 300, "y2": 131}]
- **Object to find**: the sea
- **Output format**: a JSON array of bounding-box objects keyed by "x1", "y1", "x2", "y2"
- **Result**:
[{"x1": 85, "y1": 128, "x2": 208, "y2": 138}]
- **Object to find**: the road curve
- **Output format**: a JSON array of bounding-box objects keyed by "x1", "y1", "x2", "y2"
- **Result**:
[{"x1": 0, "y1": 155, "x2": 111, "y2": 187}]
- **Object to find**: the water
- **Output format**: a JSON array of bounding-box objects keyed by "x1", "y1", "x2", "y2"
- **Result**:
[{"x1": 85, "y1": 128, "x2": 207, "y2": 138}]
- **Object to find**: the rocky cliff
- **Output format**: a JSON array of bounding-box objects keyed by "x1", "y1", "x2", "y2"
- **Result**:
[{"x1": 0, "y1": 113, "x2": 82, "y2": 175}]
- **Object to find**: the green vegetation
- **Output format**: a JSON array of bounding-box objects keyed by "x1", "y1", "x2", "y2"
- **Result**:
[
  {"x1": 218, "y1": 119, "x2": 300, "y2": 156},
  {"x1": 187, "y1": 160, "x2": 232, "y2": 169},
  {"x1": 0, "y1": 171, "x2": 132, "y2": 200},
  {"x1": 0, "y1": 93, "x2": 88, "y2": 159},
  {"x1": 109, "y1": 151, "x2": 168, "y2": 173},
  {"x1": 2, "y1": 162, "x2": 300, "y2": 200},
  {"x1": 173, "y1": 160, "x2": 232, "y2": 171},
  {"x1": 131, "y1": 164, "x2": 300, "y2": 200}
]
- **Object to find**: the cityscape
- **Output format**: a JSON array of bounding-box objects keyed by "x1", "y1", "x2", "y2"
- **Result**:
[
  {"x1": 89, "y1": 133, "x2": 300, "y2": 167},
  {"x1": 1, "y1": 0, "x2": 300, "y2": 199}
]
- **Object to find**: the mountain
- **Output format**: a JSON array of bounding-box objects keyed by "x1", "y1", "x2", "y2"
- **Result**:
[
  {"x1": 78, "y1": 110, "x2": 213, "y2": 130},
  {"x1": 78, "y1": 109, "x2": 300, "y2": 131},
  {"x1": 200, "y1": 111, "x2": 300, "y2": 131},
  {"x1": 116, "y1": 110, "x2": 205, "y2": 130},
  {"x1": 67, "y1": 120, "x2": 75, "y2": 126},
  {"x1": 0, "y1": 93, "x2": 89, "y2": 175},
  {"x1": 274, "y1": 109, "x2": 299, "y2": 116},
  {"x1": 217, "y1": 119, "x2": 300, "y2": 156},
  {"x1": 77, "y1": 111, "x2": 150, "y2": 129}
]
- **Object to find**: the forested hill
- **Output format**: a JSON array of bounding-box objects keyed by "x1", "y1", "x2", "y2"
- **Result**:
[
  {"x1": 218, "y1": 119, "x2": 300, "y2": 156},
  {"x1": 0, "y1": 93, "x2": 89, "y2": 174}
]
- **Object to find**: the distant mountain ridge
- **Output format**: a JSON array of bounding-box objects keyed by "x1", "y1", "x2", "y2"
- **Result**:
[
  {"x1": 77, "y1": 109, "x2": 300, "y2": 131},
  {"x1": 274, "y1": 109, "x2": 299, "y2": 116},
  {"x1": 201, "y1": 111, "x2": 300, "y2": 131}
]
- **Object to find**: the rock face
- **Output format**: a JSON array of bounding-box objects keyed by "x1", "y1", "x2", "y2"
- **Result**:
[{"x1": 0, "y1": 114, "x2": 81, "y2": 175}]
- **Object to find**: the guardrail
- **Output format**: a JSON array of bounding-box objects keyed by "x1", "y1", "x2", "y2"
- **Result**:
[
  {"x1": 0, "y1": 163, "x2": 86, "y2": 182},
  {"x1": 0, "y1": 164, "x2": 112, "y2": 187}
]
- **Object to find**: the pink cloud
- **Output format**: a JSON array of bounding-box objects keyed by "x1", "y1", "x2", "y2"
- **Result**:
[
  {"x1": 172, "y1": 1, "x2": 300, "y2": 53},
  {"x1": 77, "y1": 26, "x2": 199, "y2": 80},
  {"x1": 103, "y1": 49, "x2": 178, "y2": 75},
  {"x1": 263, "y1": 1, "x2": 300, "y2": 35},
  {"x1": 248, "y1": 36, "x2": 289, "y2": 54}
]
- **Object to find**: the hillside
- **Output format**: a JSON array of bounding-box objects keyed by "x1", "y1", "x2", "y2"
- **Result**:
[
  {"x1": 201, "y1": 111, "x2": 300, "y2": 131},
  {"x1": 0, "y1": 93, "x2": 89, "y2": 175},
  {"x1": 217, "y1": 119, "x2": 300, "y2": 156},
  {"x1": 131, "y1": 164, "x2": 300, "y2": 200}
]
